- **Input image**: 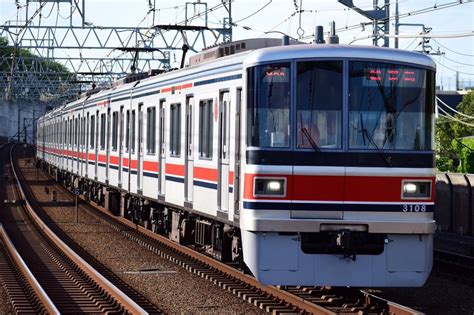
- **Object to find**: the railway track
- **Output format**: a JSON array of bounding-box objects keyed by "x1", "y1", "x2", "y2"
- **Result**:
[
  {"x1": 0, "y1": 227, "x2": 52, "y2": 314},
  {"x1": 0, "y1": 144, "x2": 161, "y2": 314},
  {"x1": 14, "y1": 145, "x2": 422, "y2": 314},
  {"x1": 433, "y1": 249, "x2": 474, "y2": 285}
]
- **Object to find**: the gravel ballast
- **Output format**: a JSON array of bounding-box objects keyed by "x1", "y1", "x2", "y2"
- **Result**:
[{"x1": 22, "y1": 163, "x2": 264, "y2": 314}]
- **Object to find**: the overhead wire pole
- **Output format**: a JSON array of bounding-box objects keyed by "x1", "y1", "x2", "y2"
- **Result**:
[
  {"x1": 1, "y1": 0, "x2": 234, "y2": 101},
  {"x1": 7, "y1": 2, "x2": 49, "y2": 100},
  {"x1": 222, "y1": 0, "x2": 233, "y2": 42},
  {"x1": 395, "y1": 0, "x2": 399, "y2": 48},
  {"x1": 338, "y1": 0, "x2": 390, "y2": 47}
]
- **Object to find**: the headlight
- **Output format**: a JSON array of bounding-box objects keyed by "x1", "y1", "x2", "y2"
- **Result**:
[
  {"x1": 402, "y1": 180, "x2": 431, "y2": 199},
  {"x1": 254, "y1": 178, "x2": 286, "y2": 197}
]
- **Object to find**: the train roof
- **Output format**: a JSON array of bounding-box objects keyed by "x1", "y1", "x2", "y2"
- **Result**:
[
  {"x1": 243, "y1": 44, "x2": 436, "y2": 70},
  {"x1": 57, "y1": 41, "x2": 435, "y2": 113},
  {"x1": 62, "y1": 50, "x2": 251, "y2": 111}
]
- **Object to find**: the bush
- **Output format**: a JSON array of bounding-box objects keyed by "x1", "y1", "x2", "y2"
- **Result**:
[{"x1": 456, "y1": 138, "x2": 474, "y2": 173}]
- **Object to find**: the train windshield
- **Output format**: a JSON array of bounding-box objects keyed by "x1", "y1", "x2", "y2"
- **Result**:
[
  {"x1": 247, "y1": 63, "x2": 291, "y2": 148},
  {"x1": 296, "y1": 61, "x2": 343, "y2": 149},
  {"x1": 349, "y1": 61, "x2": 434, "y2": 151}
]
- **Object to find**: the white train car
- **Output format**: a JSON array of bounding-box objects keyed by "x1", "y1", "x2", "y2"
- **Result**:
[{"x1": 37, "y1": 38, "x2": 436, "y2": 287}]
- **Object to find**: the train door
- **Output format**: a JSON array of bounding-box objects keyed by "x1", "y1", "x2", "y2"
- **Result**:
[
  {"x1": 75, "y1": 116, "x2": 79, "y2": 174},
  {"x1": 218, "y1": 91, "x2": 231, "y2": 212},
  {"x1": 118, "y1": 106, "x2": 124, "y2": 187},
  {"x1": 106, "y1": 107, "x2": 111, "y2": 183},
  {"x1": 158, "y1": 100, "x2": 166, "y2": 197},
  {"x1": 81, "y1": 116, "x2": 85, "y2": 177},
  {"x1": 85, "y1": 113, "x2": 89, "y2": 177},
  {"x1": 137, "y1": 103, "x2": 144, "y2": 193},
  {"x1": 94, "y1": 110, "x2": 99, "y2": 180},
  {"x1": 184, "y1": 96, "x2": 194, "y2": 204},
  {"x1": 233, "y1": 88, "x2": 242, "y2": 219}
]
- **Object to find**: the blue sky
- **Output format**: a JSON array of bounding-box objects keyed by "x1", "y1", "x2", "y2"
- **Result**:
[{"x1": 1, "y1": 0, "x2": 473, "y2": 90}]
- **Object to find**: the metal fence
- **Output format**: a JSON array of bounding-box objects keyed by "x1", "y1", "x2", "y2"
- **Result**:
[{"x1": 436, "y1": 173, "x2": 474, "y2": 236}]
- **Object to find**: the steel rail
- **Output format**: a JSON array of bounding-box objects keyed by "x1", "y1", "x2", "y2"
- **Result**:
[
  {"x1": 87, "y1": 187, "x2": 424, "y2": 315},
  {"x1": 0, "y1": 224, "x2": 59, "y2": 314},
  {"x1": 87, "y1": 196, "x2": 336, "y2": 315},
  {"x1": 9, "y1": 144, "x2": 149, "y2": 315},
  {"x1": 361, "y1": 291, "x2": 424, "y2": 315}
]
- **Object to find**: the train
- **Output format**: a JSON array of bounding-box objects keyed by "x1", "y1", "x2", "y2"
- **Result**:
[{"x1": 36, "y1": 38, "x2": 436, "y2": 287}]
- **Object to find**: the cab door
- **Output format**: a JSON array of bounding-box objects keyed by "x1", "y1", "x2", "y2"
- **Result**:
[
  {"x1": 218, "y1": 91, "x2": 231, "y2": 212},
  {"x1": 185, "y1": 96, "x2": 194, "y2": 204}
]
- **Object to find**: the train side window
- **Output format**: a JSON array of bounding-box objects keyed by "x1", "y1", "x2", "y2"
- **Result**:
[
  {"x1": 90, "y1": 115, "x2": 95, "y2": 149},
  {"x1": 100, "y1": 113, "x2": 106, "y2": 150},
  {"x1": 125, "y1": 110, "x2": 130, "y2": 152},
  {"x1": 147, "y1": 107, "x2": 156, "y2": 154},
  {"x1": 131, "y1": 110, "x2": 136, "y2": 154},
  {"x1": 199, "y1": 99, "x2": 213, "y2": 159},
  {"x1": 65, "y1": 121, "x2": 67, "y2": 146},
  {"x1": 81, "y1": 117, "x2": 85, "y2": 146},
  {"x1": 169, "y1": 103, "x2": 181, "y2": 157},
  {"x1": 112, "y1": 111, "x2": 118, "y2": 151},
  {"x1": 74, "y1": 118, "x2": 79, "y2": 146}
]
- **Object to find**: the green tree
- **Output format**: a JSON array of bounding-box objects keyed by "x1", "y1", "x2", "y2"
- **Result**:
[
  {"x1": 0, "y1": 36, "x2": 70, "y2": 77},
  {"x1": 436, "y1": 115, "x2": 456, "y2": 171},
  {"x1": 436, "y1": 90, "x2": 474, "y2": 173}
]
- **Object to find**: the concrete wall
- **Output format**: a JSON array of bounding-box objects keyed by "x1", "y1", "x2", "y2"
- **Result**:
[{"x1": 0, "y1": 100, "x2": 60, "y2": 143}]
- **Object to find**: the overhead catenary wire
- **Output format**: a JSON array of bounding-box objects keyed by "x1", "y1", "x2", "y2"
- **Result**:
[
  {"x1": 436, "y1": 59, "x2": 474, "y2": 76},
  {"x1": 437, "y1": 105, "x2": 474, "y2": 127},
  {"x1": 434, "y1": 39, "x2": 474, "y2": 57},
  {"x1": 233, "y1": 1, "x2": 272, "y2": 23},
  {"x1": 349, "y1": 30, "x2": 474, "y2": 44},
  {"x1": 437, "y1": 97, "x2": 474, "y2": 120},
  {"x1": 441, "y1": 54, "x2": 474, "y2": 67},
  {"x1": 299, "y1": 0, "x2": 472, "y2": 40}
]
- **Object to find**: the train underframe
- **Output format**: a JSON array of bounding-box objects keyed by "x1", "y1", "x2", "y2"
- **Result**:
[{"x1": 39, "y1": 160, "x2": 242, "y2": 267}]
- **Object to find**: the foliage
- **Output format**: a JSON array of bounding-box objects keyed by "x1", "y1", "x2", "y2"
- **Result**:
[
  {"x1": 436, "y1": 115, "x2": 456, "y2": 171},
  {"x1": 436, "y1": 90, "x2": 474, "y2": 173},
  {"x1": 454, "y1": 138, "x2": 474, "y2": 173},
  {"x1": 0, "y1": 36, "x2": 70, "y2": 75}
]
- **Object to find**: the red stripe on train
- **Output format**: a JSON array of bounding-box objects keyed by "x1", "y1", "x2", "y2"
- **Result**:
[
  {"x1": 166, "y1": 163, "x2": 185, "y2": 176},
  {"x1": 194, "y1": 166, "x2": 218, "y2": 182},
  {"x1": 244, "y1": 173, "x2": 435, "y2": 203}
]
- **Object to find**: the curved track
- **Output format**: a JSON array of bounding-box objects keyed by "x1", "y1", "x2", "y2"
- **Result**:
[
  {"x1": 0, "y1": 144, "x2": 160, "y2": 314},
  {"x1": 434, "y1": 249, "x2": 474, "y2": 285}
]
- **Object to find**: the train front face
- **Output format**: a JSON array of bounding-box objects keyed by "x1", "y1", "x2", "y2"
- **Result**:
[{"x1": 240, "y1": 46, "x2": 436, "y2": 287}]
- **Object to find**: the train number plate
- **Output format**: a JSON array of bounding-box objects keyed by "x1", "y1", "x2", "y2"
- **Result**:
[{"x1": 402, "y1": 204, "x2": 427, "y2": 212}]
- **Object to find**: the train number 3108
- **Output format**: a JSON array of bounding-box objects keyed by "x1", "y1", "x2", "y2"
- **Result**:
[{"x1": 402, "y1": 204, "x2": 427, "y2": 212}]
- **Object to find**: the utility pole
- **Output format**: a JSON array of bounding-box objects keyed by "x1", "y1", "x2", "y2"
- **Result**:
[
  {"x1": 456, "y1": 70, "x2": 460, "y2": 91},
  {"x1": 338, "y1": 0, "x2": 390, "y2": 47},
  {"x1": 17, "y1": 104, "x2": 20, "y2": 142},
  {"x1": 395, "y1": 0, "x2": 399, "y2": 48}
]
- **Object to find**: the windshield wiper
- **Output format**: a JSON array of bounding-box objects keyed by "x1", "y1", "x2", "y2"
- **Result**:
[
  {"x1": 360, "y1": 127, "x2": 392, "y2": 167},
  {"x1": 360, "y1": 114, "x2": 367, "y2": 146},
  {"x1": 301, "y1": 127, "x2": 320, "y2": 152}
]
